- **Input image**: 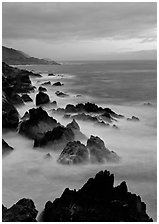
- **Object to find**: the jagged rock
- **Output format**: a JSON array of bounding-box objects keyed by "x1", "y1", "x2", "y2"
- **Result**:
[
  {"x1": 38, "y1": 86, "x2": 47, "y2": 92},
  {"x1": 2, "y1": 198, "x2": 38, "y2": 222},
  {"x1": 53, "y1": 82, "x2": 63, "y2": 86},
  {"x1": 44, "y1": 153, "x2": 52, "y2": 159},
  {"x1": 34, "y1": 126, "x2": 74, "y2": 149},
  {"x1": 41, "y1": 81, "x2": 51, "y2": 85},
  {"x1": 87, "y1": 135, "x2": 119, "y2": 163},
  {"x1": 42, "y1": 170, "x2": 152, "y2": 222},
  {"x1": 2, "y1": 93, "x2": 19, "y2": 129},
  {"x1": 48, "y1": 73, "x2": 55, "y2": 76},
  {"x1": 2, "y1": 139, "x2": 14, "y2": 155},
  {"x1": 19, "y1": 107, "x2": 59, "y2": 139},
  {"x1": 36, "y1": 91, "x2": 50, "y2": 106},
  {"x1": 66, "y1": 119, "x2": 86, "y2": 140},
  {"x1": 127, "y1": 116, "x2": 140, "y2": 121},
  {"x1": 55, "y1": 91, "x2": 69, "y2": 97},
  {"x1": 66, "y1": 119, "x2": 80, "y2": 130},
  {"x1": 95, "y1": 121, "x2": 110, "y2": 127},
  {"x1": 58, "y1": 141, "x2": 89, "y2": 165},
  {"x1": 21, "y1": 94, "x2": 33, "y2": 102},
  {"x1": 71, "y1": 113, "x2": 99, "y2": 123}
]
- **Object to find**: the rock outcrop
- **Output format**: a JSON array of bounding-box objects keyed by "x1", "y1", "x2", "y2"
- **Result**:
[
  {"x1": 53, "y1": 82, "x2": 63, "y2": 86},
  {"x1": 2, "y1": 139, "x2": 14, "y2": 155},
  {"x1": 42, "y1": 170, "x2": 152, "y2": 222},
  {"x1": 2, "y1": 198, "x2": 38, "y2": 222},
  {"x1": 36, "y1": 92, "x2": 50, "y2": 106},
  {"x1": 19, "y1": 107, "x2": 59, "y2": 139},
  {"x1": 38, "y1": 86, "x2": 47, "y2": 92},
  {"x1": 58, "y1": 141, "x2": 89, "y2": 165}
]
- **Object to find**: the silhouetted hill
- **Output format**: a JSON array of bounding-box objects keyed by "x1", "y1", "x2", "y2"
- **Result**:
[{"x1": 2, "y1": 46, "x2": 60, "y2": 65}]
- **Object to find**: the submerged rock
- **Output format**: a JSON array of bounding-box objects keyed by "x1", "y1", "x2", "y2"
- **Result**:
[
  {"x1": 19, "y1": 107, "x2": 59, "y2": 139},
  {"x1": 55, "y1": 91, "x2": 69, "y2": 97},
  {"x1": 42, "y1": 170, "x2": 152, "y2": 222},
  {"x1": 53, "y1": 81, "x2": 63, "y2": 86},
  {"x1": 21, "y1": 94, "x2": 33, "y2": 102},
  {"x1": 127, "y1": 116, "x2": 140, "y2": 121},
  {"x1": 58, "y1": 141, "x2": 89, "y2": 165},
  {"x1": 2, "y1": 198, "x2": 38, "y2": 222},
  {"x1": 87, "y1": 135, "x2": 119, "y2": 163},
  {"x1": 2, "y1": 139, "x2": 14, "y2": 155},
  {"x1": 36, "y1": 91, "x2": 50, "y2": 106},
  {"x1": 38, "y1": 86, "x2": 47, "y2": 92}
]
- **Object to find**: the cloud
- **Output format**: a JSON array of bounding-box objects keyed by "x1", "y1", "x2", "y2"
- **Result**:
[{"x1": 2, "y1": 2, "x2": 157, "y2": 42}]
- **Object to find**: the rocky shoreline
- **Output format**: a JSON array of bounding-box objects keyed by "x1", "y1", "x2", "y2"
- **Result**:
[{"x1": 2, "y1": 62, "x2": 153, "y2": 222}]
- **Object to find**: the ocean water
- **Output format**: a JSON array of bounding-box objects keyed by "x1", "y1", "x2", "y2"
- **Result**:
[{"x1": 3, "y1": 60, "x2": 157, "y2": 220}]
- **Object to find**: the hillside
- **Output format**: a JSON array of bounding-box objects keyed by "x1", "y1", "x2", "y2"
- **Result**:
[{"x1": 2, "y1": 46, "x2": 60, "y2": 65}]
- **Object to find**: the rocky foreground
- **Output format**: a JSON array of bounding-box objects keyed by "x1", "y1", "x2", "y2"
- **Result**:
[{"x1": 2, "y1": 170, "x2": 153, "y2": 222}]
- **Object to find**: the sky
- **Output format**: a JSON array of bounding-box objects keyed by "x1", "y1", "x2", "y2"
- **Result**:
[{"x1": 2, "y1": 2, "x2": 157, "y2": 61}]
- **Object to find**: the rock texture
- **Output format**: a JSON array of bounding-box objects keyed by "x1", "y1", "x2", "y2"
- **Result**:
[
  {"x1": 2, "y1": 198, "x2": 38, "y2": 222},
  {"x1": 58, "y1": 141, "x2": 89, "y2": 165},
  {"x1": 2, "y1": 139, "x2": 14, "y2": 155},
  {"x1": 21, "y1": 94, "x2": 33, "y2": 102},
  {"x1": 19, "y1": 107, "x2": 59, "y2": 139},
  {"x1": 36, "y1": 92, "x2": 50, "y2": 106},
  {"x1": 42, "y1": 170, "x2": 152, "y2": 222}
]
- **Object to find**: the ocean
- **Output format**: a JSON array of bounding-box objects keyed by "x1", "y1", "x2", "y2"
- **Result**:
[{"x1": 2, "y1": 60, "x2": 157, "y2": 220}]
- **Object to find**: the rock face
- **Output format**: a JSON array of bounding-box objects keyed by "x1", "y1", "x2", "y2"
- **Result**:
[
  {"x1": 38, "y1": 86, "x2": 47, "y2": 92},
  {"x1": 21, "y1": 94, "x2": 33, "y2": 102},
  {"x1": 2, "y1": 139, "x2": 14, "y2": 155},
  {"x1": 2, "y1": 198, "x2": 38, "y2": 222},
  {"x1": 36, "y1": 91, "x2": 50, "y2": 106},
  {"x1": 19, "y1": 107, "x2": 59, "y2": 139},
  {"x1": 87, "y1": 135, "x2": 119, "y2": 163},
  {"x1": 2, "y1": 92, "x2": 19, "y2": 129},
  {"x1": 58, "y1": 141, "x2": 89, "y2": 165},
  {"x1": 58, "y1": 135, "x2": 119, "y2": 165},
  {"x1": 42, "y1": 170, "x2": 152, "y2": 222},
  {"x1": 53, "y1": 82, "x2": 63, "y2": 86},
  {"x1": 34, "y1": 126, "x2": 74, "y2": 148}
]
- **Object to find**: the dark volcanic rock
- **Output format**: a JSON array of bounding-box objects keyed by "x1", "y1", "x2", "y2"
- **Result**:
[
  {"x1": 19, "y1": 107, "x2": 59, "y2": 139},
  {"x1": 41, "y1": 81, "x2": 51, "y2": 85},
  {"x1": 21, "y1": 94, "x2": 33, "y2": 102},
  {"x1": 58, "y1": 141, "x2": 89, "y2": 165},
  {"x1": 36, "y1": 91, "x2": 50, "y2": 106},
  {"x1": 2, "y1": 93, "x2": 19, "y2": 129},
  {"x1": 2, "y1": 198, "x2": 38, "y2": 222},
  {"x1": 53, "y1": 81, "x2": 63, "y2": 86},
  {"x1": 42, "y1": 170, "x2": 152, "y2": 222},
  {"x1": 127, "y1": 116, "x2": 140, "y2": 121},
  {"x1": 55, "y1": 91, "x2": 69, "y2": 97},
  {"x1": 2, "y1": 139, "x2": 14, "y2": 155},
  {"x1": 87, "y1": 135, "x2": 119, "y2": 163},
  {"x1": 34, "y1": 126, "x2": 74, "y2": 148},
  {"x1": 38, "y1": 86, "x2": 47, "y2": 92}
]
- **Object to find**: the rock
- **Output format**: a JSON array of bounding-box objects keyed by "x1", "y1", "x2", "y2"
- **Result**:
[
  {"x1": 21, "y1": 111, "x2": 30, "y2": 121},
  {"x1": 2, "y1": 139, "x2": 14, "y2": 155},
  {"x1": 48, "y1": 73, "x2": 55, "y2": 76},
  {"x1": 66, "y1": 119, "x2": 86, "y2": 140},
  {"x1": 2, "y1": 198, "x2": 38, "y2": 222},
  {"x1": 58, "y1": 141, "x2": 89, "y2": 165},
  {"x1": 95, "y1": 121, "x2": 109, "y2": 127},
  {"x1": 21, "y1": 94, "x2": 33, "y2": 102},
  {"x1": 41, "y1": 81, "x2": 51, "y2": 85},
  {"x1": 19, "y1": 107, "x2": 59, "y2": 139},
  {"x1": 53, "y1": 82, "x2": 63, "y2": 86},
  {"x1": 144, "y1": 102, "x2": 152, "y2": 106},
  {"x1": 71, "y1": 113, "x2": 99, "y2": 123},
  {"x1": 34, "y1": 126, "x2": 74, "y2": 148},
  {"x1": 36, "y1": 91, "x2": 50, "y2": 106},
  {"x1": 2, "y1": 92, "x2": 19, "y2": 129},
  {"x1": 66, "y1": 119, "x2": 80, "y2": 130},
  {"x1": 112, "y1": 124, "x2": 119, "y2": 129},
  {"x1": 55, "y1": 91, "x2": 68, "y2": 97},
  {"x1": 42, "y1": 170, "x2": 152, "y2": 222},
  {"x1": 50, "y1": 101, "x2": 57, "y2": 107},
  {"x1": 87, "y1": 135, "x2": 119, "y2": 163},
  {"x1": 127, "y1": 116, "x2": 140, "y2": 121},
  {"x1": 38, "y1": 86, "x2": 47, "y2": 92},
  {"x1": 44, "y1": 153, "x2": 52, "y2": 159}
]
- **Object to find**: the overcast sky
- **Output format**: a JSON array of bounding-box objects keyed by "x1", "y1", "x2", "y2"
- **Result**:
[{"x1": 2, "y1": 2, "x2": 157, "y2": 60}]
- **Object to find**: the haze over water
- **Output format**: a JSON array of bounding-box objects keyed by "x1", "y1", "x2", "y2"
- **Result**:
[{"x1": 3, "y1": 60, "x2": 157, "y2": 220}]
